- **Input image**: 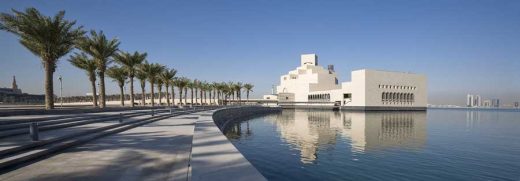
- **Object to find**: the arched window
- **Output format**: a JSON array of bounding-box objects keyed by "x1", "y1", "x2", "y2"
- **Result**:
[
  {"x1": 411, "y1": 94, "x2": 415, "y2": 102},
  {"x1": 382, "y1": 92, "x2": 386, "y2": 101}
]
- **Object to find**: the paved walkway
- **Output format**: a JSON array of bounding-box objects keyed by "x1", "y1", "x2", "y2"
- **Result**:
[
  {"x1": 0, "y1": 108, "x2": 268, "y2": 181},
  {"x1": 0, "y1": 110, "x2": 163, "y2": 151},
  {"x1": 0, "y1": 114, "x2": 198, "y2": 181},
  {"x1": 190, "y1": 112, "x2": 266, "y2": 181}
]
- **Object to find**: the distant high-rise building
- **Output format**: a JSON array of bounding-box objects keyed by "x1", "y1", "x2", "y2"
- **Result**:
[
  {"x1": 466, "y1": 94, "x2": 473, "y2": 107},
  {"x1": 491, "y1": 99, "x2": 500, "y2": 108},
  {"x1": 482, "y1": 100, "x2": 492, "y2": 107}
]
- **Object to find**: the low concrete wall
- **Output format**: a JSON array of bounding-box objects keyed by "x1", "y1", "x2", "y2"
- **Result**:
[{"x1": 212, "y1": 106, "x2": 282, "y2": 131}]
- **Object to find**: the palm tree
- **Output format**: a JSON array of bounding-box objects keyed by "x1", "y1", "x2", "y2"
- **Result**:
[
  {"x1": 114, "y1": 51, "x2": 146, "y2": 107},
  {"x1": 212, "y1": 82, "x2": 218, "y2": 105},
  {"x1": 193, "y1": 79, "x2": 199, "y2": 105},
  {"x1": 184, "y1": 82, "x2": 188, "y2": 105},
  {"x1": 69, "y1": 53, "x2": 98, "y2": 107},
  {"x1": 208, "y1": 83, "x2": 214, "y2": 105},
  {"x1": 187, "y1": 79, "x2": 195, "y2": 105},
  {"x1": 136, "y1": 64, "x2": 148, "y2": 106},
  {"x1": 159, "y1": 68, "x2": 177, "y2": 107},
  {"x1": 214, "y1": 82, "x2": 222, "y2": 105},
  {"x1": 157, "y1": 78, "x2": 164, "y2": 106},
  {"x1": 199, "y1": 81, "x2": 204, "y2": 105},
  {"x1": 221, "y1": 82, "x2": 232, "y2": 105},
  {"x1": 141, "y1": 62, "x2": 164, "y2": 107},
  {"x1": 234, "y1": 82, "x2": 243, "y2": 105},
  {"x1": 78, "y1": 30, "x2": 120, "y2": 108},
  {"x1": 200, "y1": 81, "x2": 207, "y2": 105},
  {"x1": 244, "y1": 83, "x2": 254, "y2": 103},
  {"x1": 106, "y1": 66, "x2": 128, "y2": 106},
  {"x1": 174, "y1": 77, "x2": 188, "y2": 105},
  {"x1": 170, "y1": 77, "x2": 177, "y2": 106},
  {"x1": 0, "y1": 8, "x2": 85, "y2": 109}
]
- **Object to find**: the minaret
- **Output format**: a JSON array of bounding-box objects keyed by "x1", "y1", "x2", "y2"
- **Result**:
[
  {"x1": 12, "y1": 76, "x2": 18, "y2": 90},
  {"x1": 11, "y1": 76, "x2": 21, "y2": 94}
]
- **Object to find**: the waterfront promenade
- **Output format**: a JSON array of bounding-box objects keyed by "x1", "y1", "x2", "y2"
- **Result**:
[{"x1": 0, "y1": 106, "x2": 272, "y2": 181}]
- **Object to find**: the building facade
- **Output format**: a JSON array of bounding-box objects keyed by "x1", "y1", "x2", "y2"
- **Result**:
[
  {"x1": 0, "y1": 76, "x2": 44, "y2": 104},
  {"x1": 268, "y1": 54, "x2": 428, "y2": 110}
]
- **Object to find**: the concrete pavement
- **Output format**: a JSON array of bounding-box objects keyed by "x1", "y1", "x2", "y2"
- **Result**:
[
  {"x1": 0, "y1": 114, "x2": 197, "y2": 181},
  {"x1": 0, "y1": 107, "x2": 274, "y2": 181}
]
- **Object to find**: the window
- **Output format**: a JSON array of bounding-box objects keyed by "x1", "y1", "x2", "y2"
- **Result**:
[
  {"x1": 335, "y1": 78, "x2": 339, "y2": 85},
  {"x1": 343, "y1": 93, "x2": 351, "y2": 99}
]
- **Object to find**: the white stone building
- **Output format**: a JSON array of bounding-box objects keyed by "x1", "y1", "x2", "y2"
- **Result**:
[{"x1": 267, "y1": 54, "x2": 428, "y2": 110}]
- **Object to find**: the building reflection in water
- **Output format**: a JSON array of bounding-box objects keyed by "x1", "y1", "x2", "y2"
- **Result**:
[
  {"x1": 272, "y1": 110, "x2": 427, "y2": 163},
  {"x1": 465, "y1": 111, "x2": 481, "y2": 129}
]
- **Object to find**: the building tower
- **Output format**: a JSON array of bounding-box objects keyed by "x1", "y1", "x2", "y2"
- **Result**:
[
  {"x1": 12, "y1": 76, "x2": 18, "y2": 90},
  {"x1": 11, "y1": 76, "x2": 21, "y2": 94}
]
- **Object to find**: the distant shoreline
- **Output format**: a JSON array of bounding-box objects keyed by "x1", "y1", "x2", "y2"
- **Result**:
[{"x1": 428, "y1": 106, "x2": 520, "y2": 111}]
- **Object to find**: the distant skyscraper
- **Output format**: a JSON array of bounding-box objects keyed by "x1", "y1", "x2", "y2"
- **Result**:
[
  {"x1": 466, "y1": 94, "x2": 485, "y2": 107},
  {"x1": 482, "y1": 100, "x2": 491, "y2": 107},
  {"x1": 474, "y1": 95, "x2": 481, "y2": 107},
  {"x1": 467, "y1": 94, "x2": 474, "y2": 107},
  {"x1": 491, "y1": 99, "x2": 500, "y2": 108}
]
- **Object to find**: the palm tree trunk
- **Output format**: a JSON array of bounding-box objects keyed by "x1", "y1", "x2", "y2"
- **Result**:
[
  {"x1": 204, "y1": 91, "x2": 207, "y2": 104},
  {"x1": 171, "y1": 86, "x2": 175, "y2": 106},
  {"x1": 126, "y1": 77, "x2": 132, "y2": 107},
  {"x1": 158, "y1": 85, "x2": 162, "y2": 106},
  {"x1": 119, "y1": 85, "x2": 124, "y2": 107},
  {"x1": 43, "y1": 61, "x2": 55, "y2": 109},
  {"x1": 195, "y1": 88, "x2": 198, "y2": 105},
  {"x1": 166, "y1": 85, "x2": 170, "y2": 107},
  {"x1": 209, "y1": 91, "x2": 212, "y2": 105},
  {"x1": 179, "y1": 87, "x2": 183, "y2": 105},
  {"x1": 89, "y1": 75, "x2": 98, "y2": 107},
  {"x1": 98, "y1": 71, "x2": 106, "y2": 108},
  {"x1": 213, "y1": 90, "x2": 216, "y2": 104},
  {"x1": 247, "y1": 91, "x2": 250, "y2": 101},
  {"x1": 184, "y1": 87, "x2": 187, "y2": 104},
  {"x1": 150, "y1": 82, "x2": 155, "y2": 107},
  {"x1": 191, "y1": 88, "x2": 194, "y2": 105},
  {"x1": 200, "y1": 90, "x2": 203, "y2": 105},
  {"x1": 140, "y1": 82, "x2": 146, "y2": 106}
]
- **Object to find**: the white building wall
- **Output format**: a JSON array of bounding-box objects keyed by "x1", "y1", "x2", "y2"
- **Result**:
[{"x1": 363, "y1": 70, "x2": 427, "y2": 107}]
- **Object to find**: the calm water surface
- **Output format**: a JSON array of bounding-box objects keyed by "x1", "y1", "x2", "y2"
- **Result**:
[{"x1": 224, "y1": 109, "x2": 520, "y2": 181}]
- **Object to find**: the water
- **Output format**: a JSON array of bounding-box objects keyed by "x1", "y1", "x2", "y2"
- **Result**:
[{"x1": 224, "y1": 109, "x2": 520, "y2": 181}]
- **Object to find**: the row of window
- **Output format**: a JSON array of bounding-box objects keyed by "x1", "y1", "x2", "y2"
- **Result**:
[
  {"x1": 308, "y1": 94, "x2": 330, "y2": 101},
  {"x1": 379, "y1": 85, "x2": 416, "y2": 90},
  {"x1": 382, "y1": 92, "x2": 415, "y2": 103}
]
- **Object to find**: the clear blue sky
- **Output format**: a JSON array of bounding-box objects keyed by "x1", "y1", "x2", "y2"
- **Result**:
[{"x1": 1, "y1": 0, "x2": 519, "y2": 105}]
